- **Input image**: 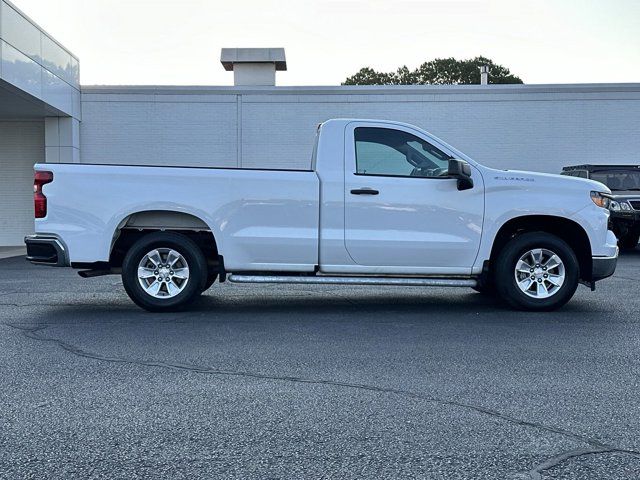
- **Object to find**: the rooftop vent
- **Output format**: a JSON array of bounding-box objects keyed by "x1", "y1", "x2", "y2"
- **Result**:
[
  {"x1": 479, "y1": 65, "x2": 490, "y2": 85},
  {"x1": 220, "y1": 48, "x2": 287, "y2": 86}
]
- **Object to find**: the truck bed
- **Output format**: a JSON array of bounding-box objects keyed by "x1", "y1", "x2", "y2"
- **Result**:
[{"x1": 35, "y1": 163, "x2": 320, "y2": 271}]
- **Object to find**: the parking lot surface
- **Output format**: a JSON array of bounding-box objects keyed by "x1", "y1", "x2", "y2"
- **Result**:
[{"x1": 1, "y1": 251, "x2": 639, "y2": 479}]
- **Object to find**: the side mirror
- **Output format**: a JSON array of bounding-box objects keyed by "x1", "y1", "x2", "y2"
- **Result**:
[{"x1": 448, "y1": 159, "x2": 474, "y2": 191}]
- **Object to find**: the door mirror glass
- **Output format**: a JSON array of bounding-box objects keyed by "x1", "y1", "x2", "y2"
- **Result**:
[{"x1": 448, "y1": 159, "x2": 474, "y2": 190}]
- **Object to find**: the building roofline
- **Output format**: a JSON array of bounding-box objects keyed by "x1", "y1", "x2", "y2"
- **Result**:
[{"x1": 80, "y1": 83, "x2": 640, "y2": 96}]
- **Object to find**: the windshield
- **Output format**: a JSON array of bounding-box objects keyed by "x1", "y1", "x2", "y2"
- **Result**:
[{"x1": 590, "y1": 170, "x2": 640, "y2": 190}]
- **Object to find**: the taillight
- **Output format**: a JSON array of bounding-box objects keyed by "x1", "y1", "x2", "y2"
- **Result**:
[{"x1": 34, "y1": 170, "x2": 53, "y2": 218}]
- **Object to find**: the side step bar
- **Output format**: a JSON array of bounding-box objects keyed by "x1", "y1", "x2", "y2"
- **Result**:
[{"x1": 228, "y1": 275, "x2": 477, "y2": 288}]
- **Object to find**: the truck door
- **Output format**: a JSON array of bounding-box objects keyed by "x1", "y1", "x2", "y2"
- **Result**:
[{"x1": 343, "y1": 122, "x2": 484, "y2": 274}]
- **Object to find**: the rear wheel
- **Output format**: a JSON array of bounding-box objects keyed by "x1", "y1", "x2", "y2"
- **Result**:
[
  {"x1": 122, "y1": 232, "x2": 207, "y2": 312},
  {"x1": 494, "y1": 232, "x2": 579, "y2": 311}
]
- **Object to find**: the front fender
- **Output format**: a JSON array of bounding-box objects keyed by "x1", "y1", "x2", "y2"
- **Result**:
[{"x1": 473, "y1": 172, "x2": 598, "y2": 272}]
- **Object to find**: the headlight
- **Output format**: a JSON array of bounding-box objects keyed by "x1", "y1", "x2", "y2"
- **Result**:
[
  {"x1": 591, "y1": 191, "x2": 611, "y2": 209},
  {"x1": 610, "y1": 200, "x2": 620, "y2": 211},
  {"x1": 621, "y1": 202, "x2": 632, "y2": 211}
]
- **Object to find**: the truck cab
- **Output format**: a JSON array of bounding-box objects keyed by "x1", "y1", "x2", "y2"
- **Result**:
[{"x1": 314, "y1": 120, "x2": 484, "y2": 275}]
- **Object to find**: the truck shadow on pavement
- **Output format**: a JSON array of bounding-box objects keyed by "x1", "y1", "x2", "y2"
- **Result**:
[
  {"x1": 25, "y1": 288, "x2": 610, "y2": 325},
  {"x1": 192, "y1": 291, "x2": 603, "y2": 316}
]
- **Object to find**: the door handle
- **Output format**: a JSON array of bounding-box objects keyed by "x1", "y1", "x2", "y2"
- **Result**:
[{"x1": 350, "y1": 188, "x2": 379, "y2": 195}]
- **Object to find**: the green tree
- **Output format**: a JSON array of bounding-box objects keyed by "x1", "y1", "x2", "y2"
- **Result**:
[{"x1": 343, "y1": 56, "x2": 523, "y2": 85}]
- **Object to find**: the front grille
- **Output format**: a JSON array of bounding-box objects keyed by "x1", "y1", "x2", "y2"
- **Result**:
[{"x1": 630, "y1": 200, "x2": 640, "y2": 211}]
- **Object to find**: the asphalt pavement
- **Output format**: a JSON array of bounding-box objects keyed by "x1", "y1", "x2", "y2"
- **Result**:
[{"x1": 1, "y1": 250, "x2": 639, "y2": 479}]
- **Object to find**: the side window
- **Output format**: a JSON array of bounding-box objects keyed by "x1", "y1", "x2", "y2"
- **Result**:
[{"x1": 354, "y1": 127, "x2": 452, "y2": 178}]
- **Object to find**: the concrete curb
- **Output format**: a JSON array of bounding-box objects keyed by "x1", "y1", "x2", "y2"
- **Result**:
[{"x1": 0, "y1": 247, "x2": 26, "y2": 260}]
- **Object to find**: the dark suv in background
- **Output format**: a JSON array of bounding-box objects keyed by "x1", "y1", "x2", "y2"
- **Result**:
[{"x1": 562, "y1": 165, "x2": 640, "y2": 249}]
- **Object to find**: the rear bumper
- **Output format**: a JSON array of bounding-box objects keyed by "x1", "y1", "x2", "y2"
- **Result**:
[
  {"x1": 592, "y1": 249, "x2": 618, "y2": 281},
  {"x1": 24, "y1": 235, "x2": 69, "y2": 267}
]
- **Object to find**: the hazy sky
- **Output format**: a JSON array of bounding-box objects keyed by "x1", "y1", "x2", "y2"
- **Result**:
[{"x1": 12, "y1": 0, "x2": 640, "y2": 86}]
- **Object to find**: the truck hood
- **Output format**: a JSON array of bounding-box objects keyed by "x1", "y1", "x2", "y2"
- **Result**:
[{"x1": 490, "y1": 168, "x2": 611, "y2": 194}]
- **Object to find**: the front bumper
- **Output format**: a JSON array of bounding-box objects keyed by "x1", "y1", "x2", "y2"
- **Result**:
[
  {"x1": 24, "y1": 235, "x2": 69, "y2": 267},
  {"x1": 592, "y1": 249, "x2": 618, "y2": 281}
]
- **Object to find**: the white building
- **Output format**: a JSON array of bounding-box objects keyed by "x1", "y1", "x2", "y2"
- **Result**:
[{"x1": 1, "y1": 0, "x2": 640, "y2": 246}]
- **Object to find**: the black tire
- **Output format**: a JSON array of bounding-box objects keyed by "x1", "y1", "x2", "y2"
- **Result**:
[
  {"x1": 202, "y1": 273, "x2": 218, "y2": 292},
  {"x1": 494, "y1": 232, "x2": 579, "y2": 311},
  {"x1": 122, "y1": 232, "x2": 207, "y2": 312},
  {"x1": 619, "y1": 234, "x2": 639, "y2": 250}
]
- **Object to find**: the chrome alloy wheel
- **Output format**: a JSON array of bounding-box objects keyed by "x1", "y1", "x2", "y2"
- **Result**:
[
  {"x1": 137, "y1": 248, "x2": 189, "y2": 299},
  {"x1": 514, "y1": 248, "x2": 565, "y2": 299}
]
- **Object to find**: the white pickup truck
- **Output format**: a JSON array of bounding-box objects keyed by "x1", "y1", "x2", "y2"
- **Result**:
[{"x1": 26, "y1": 119, "x2": 618, "y2": 312}]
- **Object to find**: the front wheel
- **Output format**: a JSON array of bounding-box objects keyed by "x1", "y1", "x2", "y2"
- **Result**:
[
  {"x1": 122, "y1": 232, "x2": 207, "y2": 312},
  {"x1": 494, "y1": 232, "x2": 579, "y2": 311}
]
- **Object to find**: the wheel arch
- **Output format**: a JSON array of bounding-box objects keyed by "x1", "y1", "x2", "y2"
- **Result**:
[
  {"x1": 108, "y1": 209, "x2": 222, "y2": 273},
  {"x1": 488, "y1": 215, "x2": 592, "y2": 280}
]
